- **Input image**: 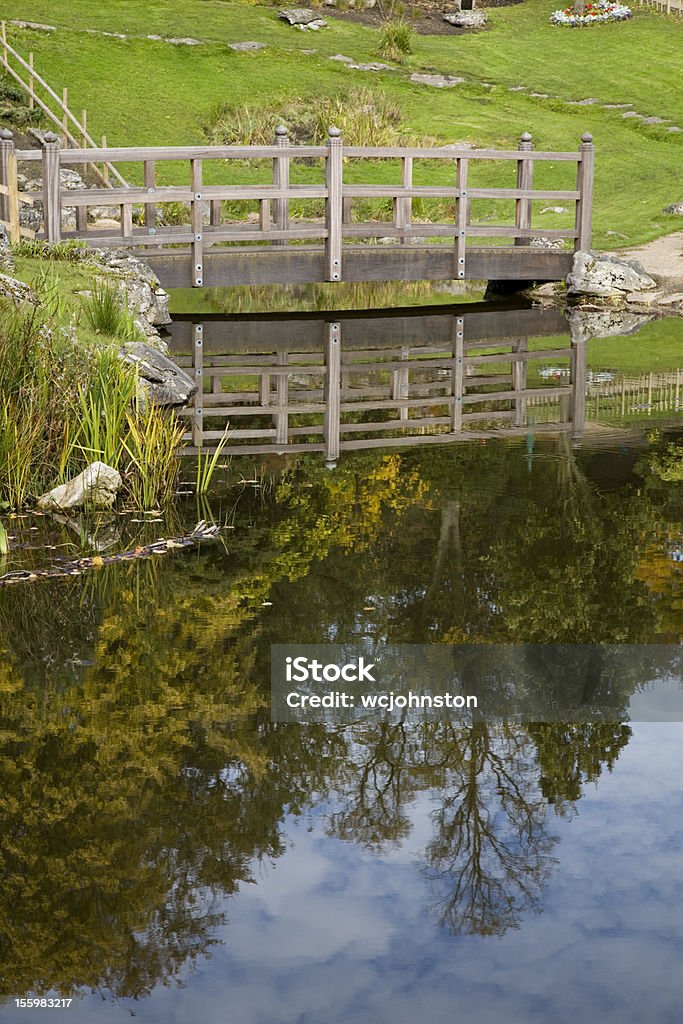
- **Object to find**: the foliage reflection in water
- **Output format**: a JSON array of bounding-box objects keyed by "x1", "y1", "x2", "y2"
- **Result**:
[{"x1": 0, "y1": 432, "x2": 681, "y2": 1019}]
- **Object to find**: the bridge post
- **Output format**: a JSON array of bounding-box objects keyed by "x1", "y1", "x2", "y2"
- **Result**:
[
  {"x1": 192, "y1": 324, "x2": 204, "y2": 447},
  {"x1": 191, "y1": 157, "x2": 203, "y2": 286},
  {"x1": 41, "y1": 132, "x2": 61, "y2": 243},
  {"x1": 575, "y1": 133, "x2": 594, "y2": 252},
  {"x1": 273, "y1": 125, "x2": 289, "y2": 246},
  {"x1": 325, "y1": 126, "x2": 342, "y2": 281},
  {"x1": 515, "y1": 131, "x2": 533, "y2": 247},
  {"x1": 451, "y1": 316, "x2": 464, "y2": 432}
]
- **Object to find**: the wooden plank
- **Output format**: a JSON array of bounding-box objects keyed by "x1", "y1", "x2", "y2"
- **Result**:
[
  {"x1": 324, "y1": 322, "x2": 341, "y2": 462},
  {"x1": 515, "y1": 133, "x2": 533, "y2": 248},
  {"x1": 341, "y1": 146, "x2": 580, "y2": 161},
  {"x1": 452, "y1": 317, "x2": 464, "y2": 431},
  {"x1": 455, "y1": 157, "x2": 468, "y2": 279},
  {"x1": 144, "y1": 159, "x2": 156, "y2": 231},
  {"x1": 143, "y1": 245, "x2": 574, "y2": 289},
  {"x1": 575, "y1": 134, "x2": 594, "y2": 251},
  {"x1": 42, "y1": 133, "x2": 61, "y2": 243},
  {"x1": 192, "y1": 324, "x2": 204, "y2": 447},
  {"x1": 191, "y1": 157, "x2": 203, "y2": 287},
  {"x1": 326, "y1": 128, "x2": 343, "y2": 281}
]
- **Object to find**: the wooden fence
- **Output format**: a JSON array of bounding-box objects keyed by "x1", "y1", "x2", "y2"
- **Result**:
[
  {"x1": 0, "y1": 22, "x2": 126, "y2": 186},
  {"x1": 0, "y1": 128, "x2": 594, "y2": 286},
  {"x1": 638, "y1": 0, "x2": 683, "y2": 14},
  {"x1": 173, "y1": 319, "x2": 587, "y2": 459}
]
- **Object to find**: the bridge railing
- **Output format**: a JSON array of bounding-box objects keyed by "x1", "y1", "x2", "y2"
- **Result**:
[{"x1": 3, "y1": 127, "x2": 594, "y2": 285}]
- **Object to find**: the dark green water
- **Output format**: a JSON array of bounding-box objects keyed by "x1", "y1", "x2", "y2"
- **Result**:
[{"x1": 0, "y1": 347, "x2": 682, "y2": 1019}]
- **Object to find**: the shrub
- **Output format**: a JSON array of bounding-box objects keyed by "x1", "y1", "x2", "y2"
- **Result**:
[
  {"x1": 376, "y1": 20, "x2": 413, "y2": 63},
  {"x1": 80, "y1": 283, "x2": 142, "y2": 342}
]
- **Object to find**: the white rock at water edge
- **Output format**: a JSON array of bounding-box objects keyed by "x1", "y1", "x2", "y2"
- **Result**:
[
  {"x1": 37, "y1": 463, "x2": 122, "y2": 511},
  {"x1": 566, "y1": 251, "x2": 657, "y2": 298}
]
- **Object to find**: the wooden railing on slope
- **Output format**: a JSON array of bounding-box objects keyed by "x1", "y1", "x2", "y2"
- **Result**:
[
  {"x1": 3, "y1": 128, "x2": 595, "y2": 286},
  {"x1": 0, "y1": 21, "x2": 127, "y2": 187}
]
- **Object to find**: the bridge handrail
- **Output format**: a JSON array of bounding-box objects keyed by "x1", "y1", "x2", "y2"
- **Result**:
[{"x1": 0, "y1": 127, "x2": 594, "y2": 286}]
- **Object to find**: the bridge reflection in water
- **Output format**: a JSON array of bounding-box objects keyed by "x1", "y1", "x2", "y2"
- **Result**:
[{"x1": 168, "y1": 306, "x2": 586, "y2": 462}]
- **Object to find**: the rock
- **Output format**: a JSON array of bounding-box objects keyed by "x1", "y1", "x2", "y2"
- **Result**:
[
  {"x1": 9, "y1": 19, "x2": 55, "y2": 31},
  {"x1": 540, "y1": 206, "x2": 568, "y2": 214},
  {"x1": 410, "y1": 73, "x2": 465, "y2": 87},
  {"x1": 0, "y1": 225, "x2": 14, "y2": 274},
  {"x1": 663, "y1": 202, "x2": 683, "y2": 215},
  {"x1": 567, "y1": 251, "x2": 658, "y2": 298},
  {"x1": 88, "y1": 205, "x2": 121, "y2": 222},
  {"x1": 329, "y1": 53, "x2": 354, "y2": 62},
  {"x1": 565, "y1": 307, "x2": 653, "y2": 344},
  {"x1": 166, "y1": 37, "x2": 202, "y2": 45},
  {"x1": 20, "y1": 204, "x2": 42, "y2": 233},
  {"x1": 530, "y1": 236, "x2": 566, "y2": 249},
  {"x1": 120, "y1": 342, "x2": 198, "y2": 408},
  {"x1": 37, "y1": 462, "x2": 122, "y2": 511},
  {"x1": 229, "y1": 41, "x2": 267, "y2": 51},
  {"x1": 279, "y1": 8, "x2": 327, "y2": 28},
  {"x1": 0, "y1": 272, "x2": 37, "y2": 306},
  {"x1": 443, "y1": 10, "x2": 488, "y2": 26},
  {"x1": 624, "y1": 289, "x2": 682, "y2": 310},
  {"x1": 524, "y1": 280, "x2": 566, "y2": 305},
  {"x1": 348, "y1": 61, "x2": 394, "y2": 71}
]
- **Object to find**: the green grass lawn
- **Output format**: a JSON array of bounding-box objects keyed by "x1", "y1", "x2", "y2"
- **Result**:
[{"x1": 1, "y1": 0, "x2": 683, "y2": 249}]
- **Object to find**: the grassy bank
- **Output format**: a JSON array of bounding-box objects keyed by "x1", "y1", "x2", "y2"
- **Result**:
[
  {"x1": 0, "y1": 0, "x2": 682, "y2": 248},
  {"x1": 0, "y1": 246, "x2": 184, "y2": 510}
]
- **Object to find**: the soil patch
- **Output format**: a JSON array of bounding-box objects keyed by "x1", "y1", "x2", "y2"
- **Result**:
[{"x1": 329, "y1": 0, "x2": 522, "y2": 35}]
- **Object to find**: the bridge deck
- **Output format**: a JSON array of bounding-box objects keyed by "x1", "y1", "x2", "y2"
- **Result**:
[{"x1": 139, "y1": 244, "x2": 574, "y2": 290}]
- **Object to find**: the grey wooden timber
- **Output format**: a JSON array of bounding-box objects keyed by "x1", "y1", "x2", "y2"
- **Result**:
[{"x1": 5, "y1": 131, "x2": 594, "y2": 287}]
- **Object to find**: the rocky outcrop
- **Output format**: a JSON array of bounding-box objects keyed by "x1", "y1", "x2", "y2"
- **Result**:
[
  {"x1": 37, "y1": 462, "x2": 122, "y2": 511},
  {"x1": 567, "y1": 250, "x2": 657, "y2": 299},
  {"x1": 120, "y1": 342, "x2": 198, "y2": 408}
]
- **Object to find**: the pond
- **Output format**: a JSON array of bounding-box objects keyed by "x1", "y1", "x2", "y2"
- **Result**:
[{"x1": 0, "y1": 303, "x2": 681, "y2": 1022}]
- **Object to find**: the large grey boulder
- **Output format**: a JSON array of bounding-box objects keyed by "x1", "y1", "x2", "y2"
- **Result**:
[
  {"x1": 120, "y1": 342, "x2": 198, "y2": 408},
  {"x1": 37, "y1": 462, "x2": 122, "y2": 511},
  {"x1": 567, "y1": 251, "x2": 657, "y2": 298},
  {"x1": 279, "y1": 8, "x2": 327, "y2": 28},
  {"x1": 444, "y1": 10, "x2": 488, "y2": 26}
]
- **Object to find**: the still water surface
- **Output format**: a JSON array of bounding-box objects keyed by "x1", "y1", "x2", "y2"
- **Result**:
[{"x1": 0, "y1": 308, "x2": 681, "y2": 1022}]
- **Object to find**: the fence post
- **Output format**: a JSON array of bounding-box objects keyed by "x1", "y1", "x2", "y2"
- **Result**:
[
  {"x1": 326, "y1": 126, "x2": 342, "y2": 281},
  {"x1": 575, "y1": 132, "x2": 594, "y2": 252},
  {"x1": 272, "y1": 125, "x2": 289, "y2": 247},
  {"x1": 0, "y1": 128, "x2": 14, "y2": 231},
  {"x1": 42, "y1": 131, "x2": 61, "y2": 243},
  {"x1": 451, "y1": 316, "x2": 464, "y2": 431},
  {"x1": 455, "y1": 156, "x2": 468, "y2": 279},
  {"x1": 192, "y1": 324, "x2": 204, "y2": 447},
  {"x1": 570, "y1": 338, "x2": 587, "y2": 440},
  {"x1": 515, "y1": 131, "x2": 533, "y2": 247}
]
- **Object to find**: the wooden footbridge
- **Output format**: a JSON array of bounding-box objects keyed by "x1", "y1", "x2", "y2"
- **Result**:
[
  {"x1": 167, "y1": 306, "x2": 587, "y2": 461},
  {"x1": 0, "y1": 128, "x2": 594, "y2": 288}
]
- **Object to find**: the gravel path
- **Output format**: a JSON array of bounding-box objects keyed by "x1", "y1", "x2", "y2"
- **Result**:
[{"x1": 619, "y1": 231, "x2": 683, "y2": 284}]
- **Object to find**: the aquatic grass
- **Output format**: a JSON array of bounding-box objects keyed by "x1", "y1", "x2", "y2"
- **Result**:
[
  {"x1": 196, "y1": 427, "x2": 232, "y2": 495},
  {"x1": 123, "y1": 405, "x2": 185, "y2": 509},
  {"x1": 73, "y1": 346, "x2": 139, "y2": 468},
  {"x1": 0, "y1": 521, "x2": 8, "y2": 557}
]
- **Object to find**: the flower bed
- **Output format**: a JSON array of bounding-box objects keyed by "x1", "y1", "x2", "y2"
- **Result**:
[{"x1": 550, "y1": 1, "x2": 632, "y2": 25}]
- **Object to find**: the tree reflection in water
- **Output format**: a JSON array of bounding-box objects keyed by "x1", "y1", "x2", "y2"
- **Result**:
[{"x1": 0, "y1": 433, "x2": 680, "y2": 999}]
